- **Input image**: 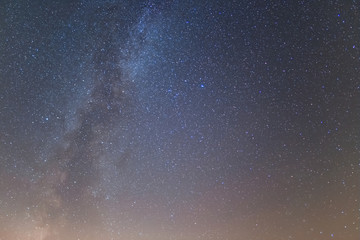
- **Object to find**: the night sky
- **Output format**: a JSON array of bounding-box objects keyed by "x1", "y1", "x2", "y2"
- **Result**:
[{"x1": 0, "y1": 1, "x2": 359, "y2": 240}]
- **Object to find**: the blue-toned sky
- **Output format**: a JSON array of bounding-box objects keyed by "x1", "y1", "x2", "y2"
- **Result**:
[{"x1": 0, "y1": 1, "x2": 359, "y2": 239}]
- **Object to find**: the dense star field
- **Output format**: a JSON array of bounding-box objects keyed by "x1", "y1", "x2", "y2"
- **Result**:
[{"x1": 0, "y1": 1, "x2": 359, "y2": 239}]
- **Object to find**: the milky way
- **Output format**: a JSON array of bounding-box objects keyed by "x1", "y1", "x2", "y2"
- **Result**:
[{"x1": 0, "y1": 1, "x2": 359, "y2": 240}]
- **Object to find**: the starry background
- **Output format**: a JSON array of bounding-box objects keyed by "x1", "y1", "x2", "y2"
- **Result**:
[{"x1": 0, "y1": 0, "x2": 359, "y2": 240}]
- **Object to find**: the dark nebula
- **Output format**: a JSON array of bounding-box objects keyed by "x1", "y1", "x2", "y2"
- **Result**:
[{"x1": 0, "y1": 1, "x2": 359, "y2": 240}]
